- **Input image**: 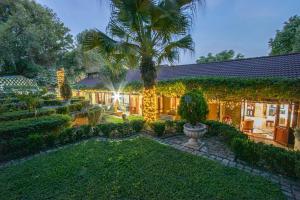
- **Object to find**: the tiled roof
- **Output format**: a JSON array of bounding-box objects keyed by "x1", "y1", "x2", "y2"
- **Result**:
[{"x1": 77, "y1": 53, "x2": 300, "y2": 88}]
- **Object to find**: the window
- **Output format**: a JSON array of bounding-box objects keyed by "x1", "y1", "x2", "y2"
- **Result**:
[
  {"x1": 246, "y1": 103, "x2": 255, "y2": 117},
  {"x1": 268, "y1": 105, "x2": 276, "y2": 116}
]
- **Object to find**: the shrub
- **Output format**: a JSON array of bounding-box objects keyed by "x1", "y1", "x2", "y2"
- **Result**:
[
  {"x1": 175, "y1": 120, "x2": 186, "y2": 133},
  {"x1": 130, "y1": 120, "x2": 144, "y2": 133},
  {"x1": 43, "y1": 99, "x2": 63, "y2": 106},
  {"x1": 27, "y1": 134, "x2": 44, "y2": 152},
  {"x1": 56, "y1": 106, "x2": 69, "y2": 114},
  {"x1": 178, "y1": 89, "x2": 208, "y2": 125},
  {"x1": 60, "y1": 78, "x2": 72, "y2": 101},
  {"x1": 58, "y1": 127, "x2": 76, "y2": 144},
  {"x1": 5, "y1": 138, "x2": 28, "y2": 155},
  {"x1": 77, "y1": 125, "x2": 93, "y2": 138},
  {"x1": 0, "y1": 109, "x2": 56, "y2": 121},
  {"x1": 0, "y1": 102, "x2": 28, "y2": 112},
  {"x1": 205, "y1": 120, "x2": 300, "y2": 178},
  {"x1": 0, "y1": 114, "x2": 71, "y2": 140},
  {"x1": 44, "y1": 134, "x2": 57, "y2": 147},
  {"x1": 150, "y1": 122, "x2": 165, "y2": 137},
  {"x1": 205, "y1": 120, "x2": 247, "y2": 143},
  {"x1": 87, "y1": 107, "x2": 102, "y2": 126},
  {"x1": 96, "y1": 123, "x2": 116, "y2": 137},
  {"x1": 68, "y1": 103, "x2": 83, "y2": 112},
  {"x1": 165, "y1": 120, "x2": 174, "y2": 130}
]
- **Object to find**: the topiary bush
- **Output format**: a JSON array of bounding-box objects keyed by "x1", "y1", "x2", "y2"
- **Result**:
[
  {"x1": 150, "y1": 122, "x2": 166, "y2": 137},
  {"x1": 60, "y1": 78, "x2": 72, "y2": 101},
  {"x1": 178, "y1": 89, "x2": 208, "y2": 125},
  {"x1": 130, "y1": 120, "x2": 145, "y2": 133}
]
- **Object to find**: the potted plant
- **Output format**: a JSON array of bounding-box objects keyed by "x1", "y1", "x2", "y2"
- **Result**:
[
  {"x1": 294, "y1": 127, "x2": 300, "y2": 151},
  {"x1": 178, "y1": 89, "x2": 208, "y2": 148}
]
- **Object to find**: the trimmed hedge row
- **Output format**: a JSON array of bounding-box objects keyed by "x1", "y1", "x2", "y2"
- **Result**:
[
  {"x1": 0, "y1": 120, "x2": 145, "y2": 162},
  {"x1": 42, "y1": 99, "x2": 64, "y2": 106},
  {"x1": 56, "y1": 101, "x2": 90, "y2": 114},
  {"x1": 0, "y1": 133, "x2": 57, "y2": 161},
  {"x1": 149, "y1": 120, "x2": 186, "y2": 137},
  {"x1": 0, "y1": 109, "x2": 56, "y2": 121},
  {"x1": 95, "y1": 120, "x2": 145, "y2": 138},
  {"x1": 0, "y1": 114, "x2": 71, "y2": 140},
  {"x1": 205, "y1": 120, "x2": 300, "y2": 178}
]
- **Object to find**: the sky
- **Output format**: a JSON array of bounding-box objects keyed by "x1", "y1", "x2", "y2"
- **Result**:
[{"x1": 35, "y1": 0, "x2": 300, "y2": 65}]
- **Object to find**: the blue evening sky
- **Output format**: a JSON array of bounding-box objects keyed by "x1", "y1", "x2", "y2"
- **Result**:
[{"x1": 36, "y1": 0, "x2": 300, "y2": 64}]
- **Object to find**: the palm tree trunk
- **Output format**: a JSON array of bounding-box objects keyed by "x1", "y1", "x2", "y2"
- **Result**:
[{"x1": 140, "y1": 57, "x2": 157, "y2": 122}]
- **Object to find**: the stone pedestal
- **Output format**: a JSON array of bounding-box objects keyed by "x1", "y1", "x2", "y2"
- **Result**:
[
  {"x1": 183, "y1": 123, "x2": 207, "y2": 149},
  {"x1": 295, "y1": 139, "x2": 300, "y2": 151}
]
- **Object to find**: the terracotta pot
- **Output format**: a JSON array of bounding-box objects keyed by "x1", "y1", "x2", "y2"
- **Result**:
[{"x1": 184, "y1": 123, "x2": 207, "y2": 148}]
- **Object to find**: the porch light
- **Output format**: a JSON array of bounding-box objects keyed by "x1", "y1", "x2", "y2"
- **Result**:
[{"x1": 112, "y1": 92, "x2": 121, "y2": 103}]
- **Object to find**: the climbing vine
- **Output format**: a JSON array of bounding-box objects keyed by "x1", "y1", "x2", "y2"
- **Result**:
[{"x1": 78, "y1": 77, "x2": 300, "y2": 102}]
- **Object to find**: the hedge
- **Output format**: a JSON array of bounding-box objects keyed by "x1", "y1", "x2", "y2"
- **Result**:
[
  {"x1": 0, "y1": 108, "x2": 56, "y2": 121},
  {"x1": 204, "y1": 120, "x2": 300, "y2": 178},
  {"x1": 150, "y1": 122, "x2": 166, "y2": 136},
  {"x1": 0, "y1": 114, "x2": 71, "y2": 140},
  {"x1": 42, "y1": 99, "x2": 64, "y2": 106},
  {"x1": 95, "y1": 120, "x2": 145, "y2": 138}
]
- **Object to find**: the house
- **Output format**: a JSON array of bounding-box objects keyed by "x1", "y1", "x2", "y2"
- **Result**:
[{"x1": 73, "y1": 53, "x2": 300, "y2": 147}]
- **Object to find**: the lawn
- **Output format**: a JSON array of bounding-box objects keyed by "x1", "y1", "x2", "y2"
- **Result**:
[
  {"x1": 0, "y1": 137, "x2": 284, "y2": 200},
  {"x1": 103, "y1": 114, "x2": 143, "y2": 123}
]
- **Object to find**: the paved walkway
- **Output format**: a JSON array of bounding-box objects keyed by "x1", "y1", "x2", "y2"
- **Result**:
[
  {"x1": 151, "y1": 134, "x2": 300, "y2": 200},
  {"x1": 1, "y1": 134, "x2": 299, "y2": 200}
]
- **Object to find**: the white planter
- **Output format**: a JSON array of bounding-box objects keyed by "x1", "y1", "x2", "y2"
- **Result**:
[
  {"x1": 295, "y1": 139, "x2": 300, "y2": 151},
  {"x1": 184, "y1": 123, "x2": 207, "y2": 148}
]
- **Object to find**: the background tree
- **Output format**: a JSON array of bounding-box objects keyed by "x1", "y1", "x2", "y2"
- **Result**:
[
  {"x1": 269, "y1": 15, "x2": 300, "y2": 55},
  {"x1": 60, "y1": 78, "x2": 72, "y2": 103},
  {"x1": 196, "y1": 50, "x2": 244, "y2": 64},
  {"x1": 84, "y1": 0, "x2": 203, "y2": 121},
  {"x1": 0, "y1": 0, "x2": 73, "y2": 78}
]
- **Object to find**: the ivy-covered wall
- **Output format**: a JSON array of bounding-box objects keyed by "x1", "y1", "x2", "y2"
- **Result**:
[
  {"x1": 77, "y1": 77, "x2": 300, "y2": 102},
  {"x1": 123, "y1": 77, "x2": 300, "y2": 102}
]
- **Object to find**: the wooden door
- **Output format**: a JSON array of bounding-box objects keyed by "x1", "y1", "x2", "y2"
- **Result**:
[{"x1": 274, "y1": 126, "x2": 289, "y2": 146}]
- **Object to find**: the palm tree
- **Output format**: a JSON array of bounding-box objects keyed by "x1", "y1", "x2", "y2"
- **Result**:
[{"x1": 84, "y1": 0, "x2": 204, "y2": 121}]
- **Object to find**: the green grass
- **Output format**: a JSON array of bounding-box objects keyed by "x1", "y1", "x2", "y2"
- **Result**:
[
  {"x1": 0, "y1": 137, "x2": 284, "y2": 200},
  {"x1": 104, "y1": 114, "x2": 143, "y2": 123}
]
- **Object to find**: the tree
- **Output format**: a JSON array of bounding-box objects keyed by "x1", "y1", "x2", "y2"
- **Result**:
[
  {"x1": 60, "y1": 78, "x2": 72, "y2": 103},
  {"x1": 0, "y1": 0, "x2": 73, "y2": 78},
  {"x1": 269, "y1": 15, "x2": 300, "y2": 55},
  {"x1": 196, "y1": 50, "x2": 244, "y2": 64},
  {"x1": 83, "y1": 0, "x2": 203, "y2": 121}
]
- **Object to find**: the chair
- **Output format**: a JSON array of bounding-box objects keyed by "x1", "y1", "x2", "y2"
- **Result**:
[{"x1": 242, "y1": 120, "x2": 254, "y2": 133}]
